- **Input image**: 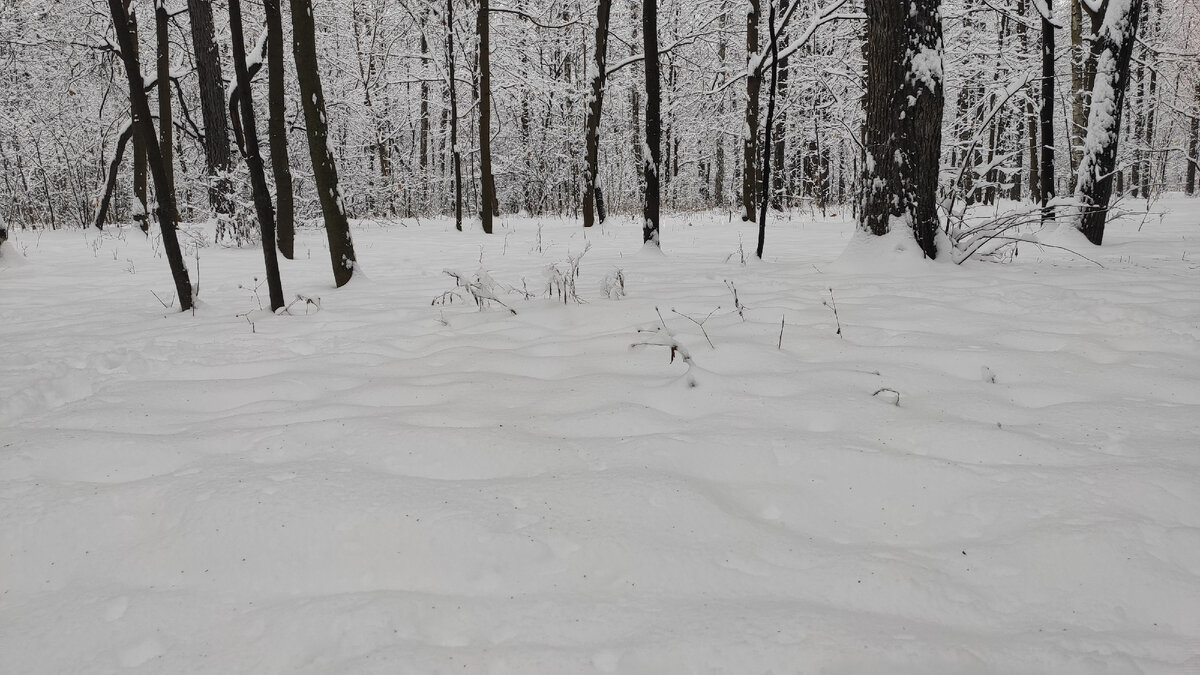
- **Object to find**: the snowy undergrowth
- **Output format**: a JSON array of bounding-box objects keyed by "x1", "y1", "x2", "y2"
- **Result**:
[{"x1": 1, "y1": 202, "x2": 1198, "y2": 674}]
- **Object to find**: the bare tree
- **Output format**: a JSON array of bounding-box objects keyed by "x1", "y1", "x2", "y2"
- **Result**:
[
  {"x1": 230, "y1": 0, "x2": 285, "y2": 310},
  {"x1": 583, "y1": 0, "x2": 613, "y2": 228},
  {"x1": 290, "y1": 0, "x2": 358, "y2": 286},
  {"x1": 860, "y1": 0, "x2": 944, "y2": 259},
  {"x1": 478, "y1": 0, "x2": 498, "y2": 233},
  {"x1": 642, "y1": 0, "x2": 661, "y2": 247},
  {"x1": 264, "y1": 0, "x2": 295, "y2": 259},
  {"x1": 187, "y1": 0, "x2": 234, "y2": 218},
  {"x1": 1075, "y1": 0, "x2": 1145, "y2": 245},
  {"x1": 107, "y1": 0, "x2": 194, "y2": 310}
]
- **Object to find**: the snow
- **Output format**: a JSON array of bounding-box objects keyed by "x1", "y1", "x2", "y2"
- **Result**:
[{"x1": 2, "y1": 201, "x2": 1200, "y2": 673}]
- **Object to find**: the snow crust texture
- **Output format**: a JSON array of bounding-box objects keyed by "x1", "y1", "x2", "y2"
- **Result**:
[{"x1": 2, "y1": 202, "x2": 1199, "y2": 674}]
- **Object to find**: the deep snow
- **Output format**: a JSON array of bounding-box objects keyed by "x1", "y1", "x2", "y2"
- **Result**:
[{"x1": 1, "y1": 200, "x2": 1198, "y2": 674}]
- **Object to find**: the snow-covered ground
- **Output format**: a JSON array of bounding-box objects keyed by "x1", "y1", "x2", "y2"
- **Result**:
[{"x1": 2, "y1": 200, "x2": 1198, "y2": 674}]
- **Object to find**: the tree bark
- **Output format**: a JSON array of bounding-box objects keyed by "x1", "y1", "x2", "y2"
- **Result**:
[
  {"x1": 583, "y1": 0, "x2": 612, "y2": 228},
  {"x1": 155, "y1": 0, "x2": 176, "y2": 222},
  {"x1": 741, "y1": 0, "x2": 760, "y2": 222},
  {"x1": 1069, "y1": 0, "x2": 1086, "y2": 185},
  {"x1": 230, "y1": 0, "x2": 285, "y2": 311},
  {"x1": 478, "y1": 0, "x2": 497, "y2": 233},
  {"x1": 642, "y1": 0, "x2": 661, "y2": 247},
  {"x1": 1187, "y1": 82, "x2": 1199, "y2": 195},
  {"x1": 129, "y1": 5, "x2": 149, "y2": 232},
  {"x1": 860, "y1": 0, "x2": 943, "y2": 259},
  {"x1": 1039, "y1": 10, "x2": 1056, "y2": 220},
  {"x1": 264, "y1": 0, "x2": 295, "y2": 259},
  {"x1": 756, "y1": 2, "x2": 779, "y2": 258},
  {"x1": 1075, "y1": 0, "x2": 1144, "y2": 245},
  {"x1": 447, "y1": 0, "x2": 463, "y2": 230},
  {"x1": 290, "y1": 0, "x2": 358, "y2": 286},
  {"x1": 186, "y1": 0, "x2": 233, "y2": 217},
  {"x1": 107, "y1": 0, "x2": 193, "y2": 311}
]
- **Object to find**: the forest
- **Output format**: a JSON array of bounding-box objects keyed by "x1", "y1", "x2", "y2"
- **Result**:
[{"x1": 1, "y1": 1, "x2": 1199, "y2": 673}]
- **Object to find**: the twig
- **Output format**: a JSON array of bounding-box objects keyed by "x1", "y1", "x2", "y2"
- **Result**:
[
  {"x1": 670, "y1": 307, "x2": 718, "y2": 349},
  {"x1": 777, "y1": 315, "x2": 785, "y2": 349},
  {"x1": 822, "y1": 288, "x2": 842, "y2": 338},
  {"x1": 872, "y1": 388, "x2": 900, "y2": 406}
]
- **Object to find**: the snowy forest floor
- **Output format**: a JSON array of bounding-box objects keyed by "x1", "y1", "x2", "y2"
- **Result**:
[{"x1": 2, "y1": 199, "x2": 1199, "y2": 674}]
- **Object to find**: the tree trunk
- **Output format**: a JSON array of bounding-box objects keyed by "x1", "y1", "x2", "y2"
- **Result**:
[
  {"x1": 860, "y1": 0, "x2": 943, "y2": 259},
  {"x1": 447, "y1": 0, "x2": 464, "y2": 230},
  {"x1": 230, "y1": 0, "x2": 285, "y2": 311},
  {"x1": 741, "y1": 0, "x2": 760, "y2": 222},
  {"x1": 756, "y1": 2, "x2": 779, "y2": 258},
  {"x1": 642, "y1": 0, "x2": 661, "y2": 246},
  {"x1": 1039, "y1": 10, "x2": 1056, "y2": 220},
  {"x1": 1187, "y1": 82, "x2": 1199, "y2": 195},
  {"x1": 583, "y1": 0, "x2": 612, "y2": 228},
  {"x1": 93, "y1": 123, "x2": 135, "y2": 230},
  {"x1": 107, "y1": 0, "x2": 193, "y2": 311},
  {"x1": 1070, "y1": 0, "x2": 1086, "y2": 185},
  {"x1": 1075, "y1": 0, "x2": 1144, "y2": 245},
  {"x1": 714, "y1": 3, "x2": 727, "y2": 209},
  {"x1": 478, "y1": 0, "x2": 497, "y2": 233},
  {"x1": 128, "y1": 5, "x2": 149, "y2": 232},
  {"x1": 155, "y1": 1, "x2": 176, "y2": 222},
  {"x1": 264, "y1": 0, "x2": 295, "y2": 259},
  {"x1": 771, "y1": 37, "x2": 788, "y2": 211},
  {"x1": 290, "y1": 0, "x2": 358, "y2": 286},
  {"x1": 187, "y1": 0, "x2": 233, "y2": 217}
]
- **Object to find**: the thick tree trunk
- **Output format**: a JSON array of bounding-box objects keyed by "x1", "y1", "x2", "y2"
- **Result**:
[
  {"x1": 230, "y1": 0, "x2": 285, "y2": 311},
  {"x1": 107, "y1": 0, "x2": 193, "y2": 311},
  {"x1": 187, "y1": 0, "x2": 233, "y2": 217},
  {"x1": 155, "y1": 1, "x2": 175, "y2": 221},
  {"x1": 290, "y1": 0, "x2": 358, "y2": 286},
  {"x1": 1075, "y1": 0, "x2": 1144, "y2": 245},
  {"x1": 642, "y1": 0, "x2": 661, "y2": 246},
  {"x1": 1040, "y1": 12, "x2": 1056, "y2": 220},
  {"x1": 478, "y1": 0, "x2": 497, "y2": 233},
  {"x1": 741, "y1": 0, "x2": 760, "y2": 222},
  {"x1": 447, "y1": 0, "x2": 463, "y2": 230},
  {"x1": 583, "y1": 0, "x2": 612, "y2": 228},
  {"x1": 264, "y1": 0, "x2": 295, "y2": 259},
  {"x1": 860, "y1": 0, "x2": 943, "y2": 259}
]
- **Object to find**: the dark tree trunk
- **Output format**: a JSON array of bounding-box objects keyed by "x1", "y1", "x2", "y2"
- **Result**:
[
  {"x1": 290, "y1": 0, "x2": 358, "y2": 286},
  {"x1": 93, "y1": 123, "x2": 136, "y2": 230},
  {"x1": 129, "y1": 6, "x2": 149, "y2": 232},
  {"x1": 1187, "y1": 82, "x2": 1199, "y2": 194},
  {"x1": 107, "y1": 0, "x2": 193, "y2": 311},
  {"x1": 860, "y1": 0, "x2": 943, "y2": 259},
  {"x1": 1069, "y1": 0, "x2": 1086, "y2": 186},
  {"x1": 756, "y1": 2, "x2": 779, "y2": 258},
  {"x1": 1075, "y1": 0, "x2": 1144, "y2": 245},
  {"x1": 230, "y1": 0, "x2": 285, "y2": 311},
  {"x1": 642, "y1": 0, "x2": 661, "y2": 246},
  {"x1": 447, "y1": 0, "x2": 463, "y2": 230},
  {"x1": 1039, "y1": 11, "x2": 1056, "y2": 220},
  {"x1": 187, "y1": 0, "x2": 233, "y2": 217},
  {"x1": 741, "y1": 0, "x2": 760, "y2": 222},
  {"x1": 265, "y1": 0, "x2": 295, "y2": 259},
  {"x1": 478, "y1": 0, "x2": 497, "y2": 232},
  {"x1": 583, "y1": 0, "x2": 612, "y2": 228},
  {"x1": 771, "y1": 38, "x2": 788, "y2": 211},
  {"x1": 155, "y1": 1, "x2": 176, "y2": 222}
]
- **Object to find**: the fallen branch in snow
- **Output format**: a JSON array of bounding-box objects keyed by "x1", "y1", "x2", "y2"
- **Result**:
[
  {"x1": 632, "y1": 307, "x2": 697, "y2": 387},
  {"x1": 872, "y1": 388, "x2": 900, "y2": 406},
  {"x1": 436, "y1": 269, "x2": 517, "y2": 314}
]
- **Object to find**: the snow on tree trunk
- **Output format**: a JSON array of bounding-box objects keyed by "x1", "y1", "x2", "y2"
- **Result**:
[
  {"x1": 859, "y1": 0, "x2": 944, "y2": 259},
  {"x1": 290, "y1": 0, "x2": 358, "y2": 287},
  {"x1": 642, "y1": 0, "x2": 661, "y2": 247},
  {"x1": 1074, "y1": 0, "x2": 1144, "y2": 246},
  {"x1": 583, "y1": 0, "x2": 612, "y2": 229}
]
